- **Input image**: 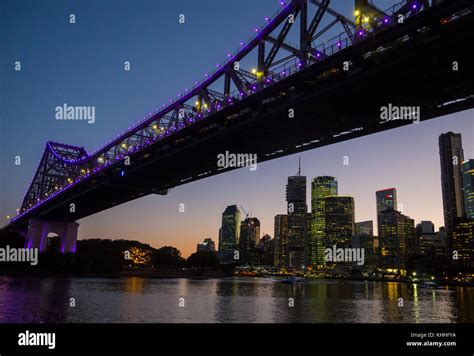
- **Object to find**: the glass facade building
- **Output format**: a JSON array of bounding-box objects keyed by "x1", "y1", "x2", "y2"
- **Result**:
[
  {"x1": 239, "y1": 217, "x2": 261, "y2": 265},
  {"x1": 462, "y1": 159, "x2": 474, "y2": 219},
  {"x1": 323, "y1": 196, "x2": 355, "y2": 248},
  {"x1": 218, "y1": 205, "x2": 241, "y2": 264},
  {"x1": 378, "y1": 210, "x2": 415, "y2": 273},
  {"x1": 439, "y1": 132, "x2": 465, "y2": 255},
  {"x1": 274, "y1": 214, "x2": 288, "y2": 269},
  {"x1": 310, "y1": 176, "x2": 338, "y2": 267},
  {"x1": 286, "y1": 174, "x2": 308, "y2": 270},
  {"x1": 376, "y1": 188, "x2": 397, "y2": 214}
]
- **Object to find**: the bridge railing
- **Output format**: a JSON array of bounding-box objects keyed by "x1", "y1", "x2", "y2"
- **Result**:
[{"x1": 268, "y1": 0, "x2": 439, "y2": 85}]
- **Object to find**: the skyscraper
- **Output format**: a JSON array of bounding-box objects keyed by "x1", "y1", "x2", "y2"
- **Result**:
[
  {"x1": 324, "y1": 196, "x2": 355, "y2": 272},
  {"x1": 376, "y1": 188, "x2": 397, "y2": 238},
  {"x1": 256, "y1": 233, "x2": 274, "y2": 266},
  {"x1": 239, "y1": 217, "x2": 261, "y2": 265},
  {"x1": 218, "y1": 205, "x2": 241, "y2": 264},
  {"x1": 310, "y1": 176, "x2": 338, "y2": 267},
  {"x1": 378, "y1": 210, "x2": 415, "y2": 273},
  {"x1": 452, "y1": 219, "x2": 474, "y2": 267},
  {"x1": 352, "y1": 222, "x2": 376, "y2": 274},
  {"x1": 462, "y1": 159, "x2": 474, "y2": 219},
  {"x1": 439, "y1": 132, "x2": 465, "y2": 255},
  {"x1": 415, "y1": 221, "x2": 435, "y2": 254},
  {"x1": 324, "y1": 196, "x2": 355, "y2": 248},
  {"x1": 376, "y1": 188, "x2": 397, "y2": 214},
  {"x1": 274, "y1": 214, "x2": 288, "y2": 269},
  {"x1": 285, "y1": 160, "x2": 308, "y2": 270}
]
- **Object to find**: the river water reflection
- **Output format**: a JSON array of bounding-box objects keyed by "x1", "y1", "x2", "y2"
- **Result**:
[{"x1": 0, "y1": 277, "x2": 472, "y2": 323}]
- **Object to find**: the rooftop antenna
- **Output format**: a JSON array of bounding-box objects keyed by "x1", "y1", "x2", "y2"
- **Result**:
[{"x1": 297, "y1": 156, "x2": 301, "y2": 176}]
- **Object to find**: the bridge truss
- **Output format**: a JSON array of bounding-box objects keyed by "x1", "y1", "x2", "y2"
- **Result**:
[{"x1": 16, "y1": 0, "x2": 446, "y2": 220}]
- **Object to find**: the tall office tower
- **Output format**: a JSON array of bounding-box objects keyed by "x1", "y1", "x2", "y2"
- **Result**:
[
  {"x1": 376, "y1": 188, "x2": 398, "y2": 237},
  {"x1": 462, "y1": 159, "x2": 474, "y2": 219},
  {"x1": 256, "y1": 234, "x2": 275, "y2": 266},
  {"x1": 376, "y1": 188, "x2": 398, "y2": 213},
  {"x1": 285, "y1": 160, "x2": 308, "y2": 270},
  {"x1": 415, "y1": 220, "x2": 435, "y2": 254},
  {"x1": 354, "y1": 221, "x2": 376, "y2": 273},
  {"x1": 452, "y1": 219, "x2": 474, "y2": 267},
  {"x1": 239, "y1": 217, "x2": 261, "y2": 266},
  {"x1": 218, "y1": 205, "x2": 241, "y2": 264},
  {"x1": 274, "y1": 214, "x2": 288, "y2": 269},
  {"x1": 356, "y1": 220, "x2": 373, "y2": 236},
  {"x1": 378, "y1": 210, "x2": 415, "y2": 272},
  {"x1": 351, "y1": 234, "x2": 376, "y2": 274},
  {"x1": 439, "y1": 132, "x2": 465, "y2": 255},
  {"x1": 324, "y1": 196, "x2": 355, "y2": 248},
  {"x1": 310, "y1": 176, "x2": 338, "y2": 267}
]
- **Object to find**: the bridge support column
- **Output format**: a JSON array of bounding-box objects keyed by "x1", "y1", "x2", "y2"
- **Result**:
[{"x1": 25, "y1": 219, "x2": 79, "y2": 253}]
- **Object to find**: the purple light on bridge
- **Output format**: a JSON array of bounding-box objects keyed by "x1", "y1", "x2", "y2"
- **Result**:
[
  {"x1": 383, "y1": 17, "x2": 389, "y2": 24},
  {"x1": 337, "y1": 41, "x2": 341, "y2": 48},
  {"x1": 12, "y1": 1, "x2": 304, "y2": 221}
]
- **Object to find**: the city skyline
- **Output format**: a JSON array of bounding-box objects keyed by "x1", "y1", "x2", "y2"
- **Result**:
[
  {"x1": 60, "y1": 118, "x2": 474, "y2": 257},
  {"x1": 1, "y1": 115, "x2": 472, "y2": 258}
]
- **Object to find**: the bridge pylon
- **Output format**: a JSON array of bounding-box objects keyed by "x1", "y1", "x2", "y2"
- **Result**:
[{"x1": 22, "y1": 219, "x2": 79, "y2": 253}]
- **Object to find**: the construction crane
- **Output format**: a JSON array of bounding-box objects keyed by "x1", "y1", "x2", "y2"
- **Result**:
[{"x1": 240, "y1": 205, "x2": 250, "y2": 219}]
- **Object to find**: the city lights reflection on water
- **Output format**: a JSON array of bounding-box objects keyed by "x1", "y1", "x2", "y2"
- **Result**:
[{"x1": 0, "y1": 276, "x2": 472, "y2": 323}]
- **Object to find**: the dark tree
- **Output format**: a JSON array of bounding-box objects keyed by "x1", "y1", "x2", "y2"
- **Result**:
[
  {"x1": 153, "y1": 246, "x2": 185, "y2": 267},
  {"x1": 186, "y1": 251, "x2": 220, "y2": 270}
]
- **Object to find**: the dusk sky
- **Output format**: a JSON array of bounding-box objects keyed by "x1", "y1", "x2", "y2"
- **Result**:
[{"x1": 1, "y1": 0, "x2": 473, "y2": 257}]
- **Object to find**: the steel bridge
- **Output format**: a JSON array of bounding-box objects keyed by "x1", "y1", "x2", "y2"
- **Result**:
[{"x1": 3, "y1": 0, "x2": 474, "y2": 252}]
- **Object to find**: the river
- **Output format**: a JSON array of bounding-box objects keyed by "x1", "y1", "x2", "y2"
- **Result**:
[{"x1": 0, "y1": 276, "x2": 472, "y2": 323}]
